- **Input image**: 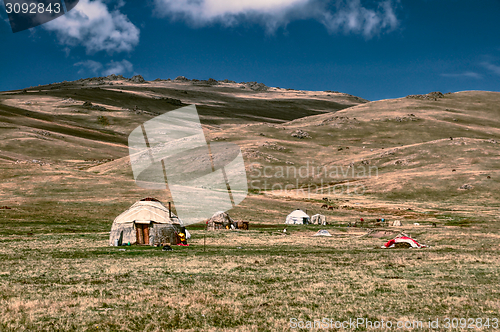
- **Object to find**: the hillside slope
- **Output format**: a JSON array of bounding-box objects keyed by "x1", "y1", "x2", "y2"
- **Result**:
[
  {"x1": 0, "y1": 80, "x2": 498, "y2": 230},
  {"x1": 0, "y1": 75, "x2": 366, "y2": 167},
  {"x1": 211, "y1": 91, "x2": 500, "y2": 223}
]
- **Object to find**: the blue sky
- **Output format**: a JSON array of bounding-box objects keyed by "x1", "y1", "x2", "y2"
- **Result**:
[{"x1": 0, "y1": 0, "x2": 499, "y2": 100}]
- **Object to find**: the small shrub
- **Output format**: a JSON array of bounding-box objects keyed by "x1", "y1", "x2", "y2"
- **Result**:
[{"x1": 97, "y1": 115, "x2": 110, "y2": 126}]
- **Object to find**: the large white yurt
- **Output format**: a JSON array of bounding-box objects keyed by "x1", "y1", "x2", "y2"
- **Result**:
[
  {"x1": 285, "y1": 209, "x2": 310, "y2": 225},
  {"x1": 110, "y1": 198, "x2": 184, "y2": 246}
]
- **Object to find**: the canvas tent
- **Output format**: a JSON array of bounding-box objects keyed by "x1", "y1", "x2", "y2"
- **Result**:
[
  {"x1": 207, "y1": 211, "x2": 234, "y2": 230},
  {"x1": 392, "y1": 220, "x2": 402, "y2": 226},
  {"x1": 311, "y1": 214, "x2": 327, "y2": 225},
  {"x1": 313, "y1": 229, "x2": 332, "y2": 237},
  {"x1": 285, "y1": 209, "x2": 310, "y2": 224},
  {"x1": 382, "y1": 234, "x2": 427, "y2": 249},
  {"x1": 110, "y1": 198, "x2": 184, "y2": 246}
]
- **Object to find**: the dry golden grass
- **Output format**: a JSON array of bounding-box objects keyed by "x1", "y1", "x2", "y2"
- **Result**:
[{"x1": 0, "y1": 224, "x2": 499, "y2": 331}]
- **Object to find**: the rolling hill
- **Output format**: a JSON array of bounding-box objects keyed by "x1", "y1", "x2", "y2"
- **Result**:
[{"x1": 0, "y1": 76, "x2": 499, "y2": 233}]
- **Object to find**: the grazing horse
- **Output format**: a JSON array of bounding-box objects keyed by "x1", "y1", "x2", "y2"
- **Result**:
[
  {"x1": 321, "y1": 204, "x2": 328, "y2": 209},
  {"x1": 328, "y1": 206, "x2": 334, "y2": 210}
]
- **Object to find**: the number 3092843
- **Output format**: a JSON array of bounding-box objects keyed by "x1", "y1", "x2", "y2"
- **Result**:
[{"x1": 5, "y1": 2, "x2": 61, "y2": 14}]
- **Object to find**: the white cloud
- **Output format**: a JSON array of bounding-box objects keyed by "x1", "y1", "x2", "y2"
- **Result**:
[
  {"x1": 320, "y1": 0, "x2": 398, "y2": 37},
  {"x1": 74, "y1": 59, "x2": 133, "y2": 76},
  {"x1": 481, "y1": 61, "x2": 500, "y2": 76},
  {"x1": 103, "y1": 59, "x2": 134, "y2": 75},
  {"x1": 441, "y1": 71, "x2": 482, "y2": 79},
  {"x1": 44, "y1": 0, "x2": 139, "y2": 54},
  {"x1": 74, "y1": 59, "x2": 103, "y2": 74},
  {"x1": 153, "y1": 0, "x2": 399, "y2": 37}
]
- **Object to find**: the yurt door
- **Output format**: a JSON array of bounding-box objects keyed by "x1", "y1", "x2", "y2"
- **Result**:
[{"x1": 136, "y1": 224, "x2": 150, "y2": 245}]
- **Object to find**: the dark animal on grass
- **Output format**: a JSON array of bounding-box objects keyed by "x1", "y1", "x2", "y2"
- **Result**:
[
  {"x1": 321, "y1": 204, "x2": 328, "y2": 209},
  {"x1": 322, "y1": 197, "x2": 329, "y2": 201},
  {"x1": 328, "y1": 206, "x2": 334, "y2": 210}
]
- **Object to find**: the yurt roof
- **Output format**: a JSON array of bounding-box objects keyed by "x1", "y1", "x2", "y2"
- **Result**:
[
  {"x1": 287, "y1": 209, "x2": 310, "y2": 218},
  {"x1": 113, "y1": 199, "x2": 183, "y2": 225},
  {"x1": 211, "y1": 211, "x2": 228, "y2": 218},
  {"x1": 209, "y1": 211, "x2": 233, "y2": 221}
]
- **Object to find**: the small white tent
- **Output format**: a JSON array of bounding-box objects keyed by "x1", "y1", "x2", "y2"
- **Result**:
[
  {"x1": 313, "y1": 229, "x2": 332, "y2": 237},
  {"x1": 285, "y1": 209, "x2": 310, "y2": 225}
]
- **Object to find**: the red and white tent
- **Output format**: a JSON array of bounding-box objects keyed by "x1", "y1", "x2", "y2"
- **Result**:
[{"x1": 383, "y1": 235, "x2": 428, "y2": 249}]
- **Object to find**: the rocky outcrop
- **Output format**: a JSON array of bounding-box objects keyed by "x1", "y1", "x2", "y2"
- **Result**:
[
  {"x1": 291, "y1": 130, "x2": 311, "y2": 139},
  {"x1": 129, "y1": 75, "x2": 146, "y2": 83},
  {"x1": 175, "y1": 76, "x2": 190, "y2": 81},
  {"x1": 247, "y1": 82, "x2": 269, "y2": 91},
  {"x1": 406, "y1": 91, "x2": 444, "y2": 101}
]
